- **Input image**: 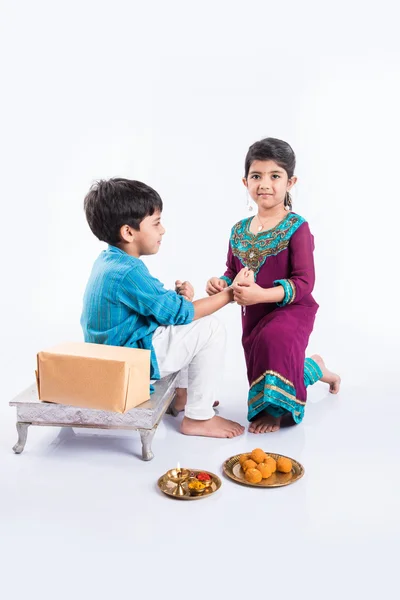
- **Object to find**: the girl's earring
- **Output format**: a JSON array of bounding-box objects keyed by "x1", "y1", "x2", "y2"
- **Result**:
[
  {"x1": 284, "y1": 192, "x2": 292, "y2": 211},
  {"x1": 246, "y1": 190, "x2": 253, "y2": 212}
]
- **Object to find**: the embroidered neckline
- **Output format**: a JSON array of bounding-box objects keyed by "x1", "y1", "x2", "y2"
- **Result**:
[
  {"x1": 246, "y1": 212, "x2": 292, "y2": 237},
  {"x1": 230, "y1": 212, "x2": 305, "y2": 277}
]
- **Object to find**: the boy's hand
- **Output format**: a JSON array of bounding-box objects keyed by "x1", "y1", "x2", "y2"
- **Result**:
[
  {"x1": 175, "y1": 280, "x2": 194, "y2": 302},
  {"x1": 206, "y1": 277, "x2": 228, "y2": 296}
]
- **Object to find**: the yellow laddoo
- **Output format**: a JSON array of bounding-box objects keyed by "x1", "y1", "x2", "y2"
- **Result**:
[
  {"x1": 276, "y1": 457, "x2": 292, "y2": 473},
  {"x1": 242, "y1": 459, "x2": 257, "y2": 472},
  {"x1": 239, "y1": 453, "x2": 250, "y2": 467},
  {"x1": 250, "y1": 448, "x2": 267, "y2": 464},
  {"x1": 244, "y1": 468, "x2": 263, "y2": 484},
  {"x1": 256, "y1": 463, "x2": 273, "y2": 479},
  {"x1": 264, "y1": 455, "x2": 277, "y2": 473}
]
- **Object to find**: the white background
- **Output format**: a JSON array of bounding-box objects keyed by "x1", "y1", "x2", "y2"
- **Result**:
[{"x1": 1, "y1": 1, "x2": 399, "y2": 598}]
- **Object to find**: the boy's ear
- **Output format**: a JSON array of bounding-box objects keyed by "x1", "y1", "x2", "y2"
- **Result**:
[
  {"x1": 119, "y1": 224, "x2": 136, "y2": 243},
  {"x1": 242, "y1": 177, "x2": 248, "y2": 188}
]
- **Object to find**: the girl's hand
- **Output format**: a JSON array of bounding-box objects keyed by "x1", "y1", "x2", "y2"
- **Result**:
[
  {"x1": 206, "y1": 277, "x2": 228, "y2": 296},
  {"x1": 232, "y1": 267, "x2": 254, "y2": 287},
  {"x1": 233, "y1": 281, "x2": 264, "y2": 306},
  {"x1": 175, "y1": 280, "x2": 195, "y2": 301}
]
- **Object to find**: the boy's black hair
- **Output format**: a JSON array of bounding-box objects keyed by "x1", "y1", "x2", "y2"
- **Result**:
[{"x1": 84, "y1": 178, "x2": 163, "y2": 245}]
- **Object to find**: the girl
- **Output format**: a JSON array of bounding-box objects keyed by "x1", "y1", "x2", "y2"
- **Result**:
[{"x1": 206, "y1": 138, "x2": 340, "y2": 433}]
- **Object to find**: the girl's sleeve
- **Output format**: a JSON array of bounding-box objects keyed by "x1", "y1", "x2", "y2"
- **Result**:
[
  {"x1": 220, "y1": 240, "x2": 238, "y2": 286},
  {"x1": 273, "y1": 221, "x2": 315, "y2": 306}
]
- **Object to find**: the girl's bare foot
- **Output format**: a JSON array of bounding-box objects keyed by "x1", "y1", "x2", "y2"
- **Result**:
[
  {"x1": 248, "y1": 411, "x2": 281, "y2": 434},
  {"x1": 311, "y1": 354, "x2": 341, "y2": 394},
  {"x1": 180, "y1": 415, "x2": 245, "y2": 438},
  {"x1": 173, "y1": 388, "x2": 219, "y2": 412}
]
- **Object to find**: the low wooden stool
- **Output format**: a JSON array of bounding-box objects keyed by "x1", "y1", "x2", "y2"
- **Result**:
[{"x1": 9, "y1": 373, "x2": 178, "y2": 461}]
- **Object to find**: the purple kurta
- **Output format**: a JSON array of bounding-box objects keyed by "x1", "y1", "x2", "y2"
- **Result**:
[{"x1": 222, "y1": 212, "x2": 319, "y2": 423}]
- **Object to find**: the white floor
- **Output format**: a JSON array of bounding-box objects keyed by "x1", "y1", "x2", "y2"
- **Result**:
[{"x1": 1, "y1": 367, "x2": 398, "y2": 600}]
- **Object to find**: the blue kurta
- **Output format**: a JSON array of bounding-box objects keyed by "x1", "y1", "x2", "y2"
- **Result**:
[{"x1": 81, "y1": 245, "x2": 194, "y2": 380}]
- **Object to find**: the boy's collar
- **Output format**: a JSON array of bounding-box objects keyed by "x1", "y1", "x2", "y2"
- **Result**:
[
  {"x1": 107, "y1": 245, "x2": 141, "y2": 260},
  {"x1": 107, "y1": 244, "x2": 124, "y2": 254}
]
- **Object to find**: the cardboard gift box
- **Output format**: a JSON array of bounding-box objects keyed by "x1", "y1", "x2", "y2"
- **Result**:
[{"x1": 36, "y1": 342, "x2": 151, "y2": 413}]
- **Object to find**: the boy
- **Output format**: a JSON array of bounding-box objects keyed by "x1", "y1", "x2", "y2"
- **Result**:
[{"x1": 81, "y1": 178, "x2": 245, "y2": 438}]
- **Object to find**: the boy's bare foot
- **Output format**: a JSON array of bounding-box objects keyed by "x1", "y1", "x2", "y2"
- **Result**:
[
  {"x1": 173, "y1": 388, "x2": 219, "y2": 412},
  {"x1": 173, "y1": 388, "x2": 188, "y2": 412},
  {"x1": 311, "y1": 354, "x2": 341, "y2": 394},
  {"x1": 180, "y1": 415, "x2": 245, "y2": 438},
  {"x1": 248, "y1": 411, "x2": 282, "y2": 434}
]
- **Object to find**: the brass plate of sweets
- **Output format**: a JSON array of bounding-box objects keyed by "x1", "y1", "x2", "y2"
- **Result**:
[
  {"x1": 223, "y1": 452, "x2": 304, "y2": 488},
  {"x1": 157, "y1": 469, "x2": 222, "y2": 500}
]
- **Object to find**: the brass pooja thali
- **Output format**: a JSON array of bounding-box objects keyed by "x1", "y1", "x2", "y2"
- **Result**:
[
  {"x1": 158, "y1": 468, "x2": 222, "y2": 500},
  {"x1": 223, "y1": 452, "x2": 304, "y2": 488}
]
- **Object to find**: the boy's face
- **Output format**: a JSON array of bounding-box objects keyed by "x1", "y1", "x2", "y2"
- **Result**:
[{"x1": 122, "y1": 210, "x2": 165, "y2": 257}]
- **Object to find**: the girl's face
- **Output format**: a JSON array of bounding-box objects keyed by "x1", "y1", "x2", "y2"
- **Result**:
[{"x1": 243, "y1": 159, "x2": 297, "y2": 211}]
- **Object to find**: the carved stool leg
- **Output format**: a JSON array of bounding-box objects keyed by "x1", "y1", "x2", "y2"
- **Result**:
[
  {"x1": 139, "y1": 428, "x2": 156, "y2": 461},
  {"x1": 13, "y1": 422, "x2": 31, "y2": 454}
]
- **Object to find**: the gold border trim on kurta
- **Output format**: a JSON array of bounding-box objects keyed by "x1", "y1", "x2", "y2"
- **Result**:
[
  {"x1": 251, "y1": 369, "x2": 295, "y2": 389},
  {"x1": 249, "y1": 370, "x2": 306, "y2": 409},
  {"x1": 250, "y1": 391, "x2": 303, "y2": 416},
  {"x1": 249, "y1": 386, "x2": 305, "y2": 409},
  {"x1": 287, "y1": 279, "x2": 296, "y2": 304}
]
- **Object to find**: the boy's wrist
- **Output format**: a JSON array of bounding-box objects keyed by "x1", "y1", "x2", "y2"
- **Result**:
[{"x1": 226, "y1": 286, "x2": 235, "y2": 302}]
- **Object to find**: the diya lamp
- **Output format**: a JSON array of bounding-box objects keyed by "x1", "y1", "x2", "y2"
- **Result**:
[{"x1": 166, "y1": 463, "x2": 190, "y2": 496}]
